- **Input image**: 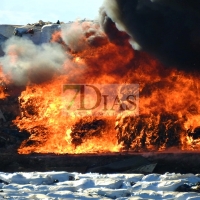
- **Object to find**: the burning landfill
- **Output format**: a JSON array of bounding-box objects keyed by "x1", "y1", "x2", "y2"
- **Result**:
[{"x1": 1, "y1": 0, "x2": 200, "y2": 155}]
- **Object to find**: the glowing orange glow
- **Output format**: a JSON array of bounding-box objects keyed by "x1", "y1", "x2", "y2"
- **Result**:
[
  {"x1": 8, "y1": 21, "x2": 200, "y2": 154},
  {"x1": 0, "y1": 66, "x2": 9, "y2": 99}
]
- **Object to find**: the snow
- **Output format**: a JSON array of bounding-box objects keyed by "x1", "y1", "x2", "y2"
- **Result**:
[{"x1": 0, "y1": 172, "x2": 200, "y2": 199}]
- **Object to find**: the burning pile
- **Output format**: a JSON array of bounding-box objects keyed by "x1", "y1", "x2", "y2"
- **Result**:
[{"x1": 1, "y1": 0, "x2": 200, "y2": 154}]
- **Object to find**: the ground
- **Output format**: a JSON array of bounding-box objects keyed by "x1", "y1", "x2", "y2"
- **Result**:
[{"x1": 0, "y1": 152, "x2": 200, "y2": 174}]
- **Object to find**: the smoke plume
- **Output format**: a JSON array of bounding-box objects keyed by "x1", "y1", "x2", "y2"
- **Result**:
[
  {"x1": 0, "y1": 21, "x2": 110, "y2": 86},
  {"x1": 61, "y1": 21, "x2": 108, "y2": 52},
  {"x1": 0, "y1": 37, "x2": 67, "y2": 85},
  {"x1": 100, "y1": 0, "x2": 200, "y2": 71}
]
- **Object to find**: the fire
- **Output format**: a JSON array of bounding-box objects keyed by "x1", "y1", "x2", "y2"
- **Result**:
[
  {"x1": 13, "y1": 20, "x2": 135, "y2": 154},
  {"x1": 0, "y1": 66, "x2": 9, "y2": 99},
  {"x1": 1, "y1": 21, "x2": 200, "y2": 154},
  {"x1": 14, "y1": 76, "x2": 121, "y2": 154}
]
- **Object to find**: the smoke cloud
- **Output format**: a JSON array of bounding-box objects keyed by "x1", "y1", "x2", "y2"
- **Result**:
[
  {"x1": 0, "y1": 36, "x2": 67, "y2": 85},
  {"x1": 0, "y1": 21, "x2": 109, "y2": 86},
  {"x1": 100, "y1": 0, "x2": 200, "y2": 71},
  {"x1": 61, "y1": 21, "x2": 108, "y2": 52}
]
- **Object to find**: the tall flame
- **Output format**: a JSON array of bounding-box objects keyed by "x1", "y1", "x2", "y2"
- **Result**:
[{"x1": 0, "y1": 21, "x2": 199, "y2": 154}]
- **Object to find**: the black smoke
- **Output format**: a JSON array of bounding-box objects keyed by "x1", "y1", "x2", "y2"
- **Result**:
[{"x1": 100, "y1": 0, "x2": 200, "y2": 71}]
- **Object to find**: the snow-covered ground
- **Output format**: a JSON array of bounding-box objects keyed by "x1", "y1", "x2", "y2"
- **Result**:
[{"x1": 0, "y1": 172, "x2": 200, "y2": 199}]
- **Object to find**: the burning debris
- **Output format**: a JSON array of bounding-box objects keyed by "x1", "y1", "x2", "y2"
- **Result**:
[
  {"x1": 189, "y1": 127, "x2": 200, "y2": 140},
  {"x1": 116, "y1": 113, "x2": 183, "y2": 151},
  {"x1": 70, "y1": 119, "x2": 107, "y2": 147},
  {"x1": 0, "y1": 94, "x2": 29, "y2": 154},
  {"x1": 0, "y1": 2, "x2": 200, "y2": 155}
]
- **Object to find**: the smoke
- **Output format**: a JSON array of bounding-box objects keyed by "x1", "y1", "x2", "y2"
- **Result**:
[
  {"x1": 0, "y1": 21, "x2": 110, "y2": 86},
  {"x1": 61, "y1": 21, "x2": 108, "y2": 52},
  {"x1": 100, "y1": 0, "x2": 200, "y2": 71},
  {"x1": 0, "y1": 36, "x2": 67, "y2": 85}
]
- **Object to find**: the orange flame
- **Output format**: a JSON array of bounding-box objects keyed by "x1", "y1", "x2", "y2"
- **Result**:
[
  {"x1": 0, "y1": 66, "x2": 9, "y2": 99},
  {"x1": 11, "y1": 21, "x2": 200, "y2": 154}
]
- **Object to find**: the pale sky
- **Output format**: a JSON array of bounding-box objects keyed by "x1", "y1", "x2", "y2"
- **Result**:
[{"x1": 0, "y1": 0, "x2": 104, "y2": 25}]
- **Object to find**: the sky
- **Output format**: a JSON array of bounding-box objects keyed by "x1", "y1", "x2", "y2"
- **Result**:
[{"x1": 0, "y1": 0, "x2": 104, "y2": 25}]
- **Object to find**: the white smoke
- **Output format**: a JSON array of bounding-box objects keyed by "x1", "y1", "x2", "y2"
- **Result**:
[
  {"x1": 0, "y1": 21, "x2": 108, "y2": 86},
  {"x1": 61, "y1": 22, "x2": 88, "y2": 52},
  {"x1": 61, "y1": 21, "x2": 107, "y2": 52},
  {"x1": 0, "y1": 36, "x2": 67, "y2": 85}
]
